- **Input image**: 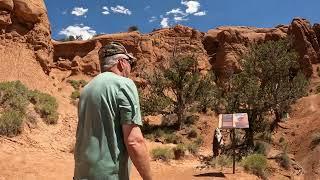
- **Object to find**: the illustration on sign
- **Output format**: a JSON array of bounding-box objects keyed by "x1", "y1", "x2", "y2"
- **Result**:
[{"x1": 218, "y1": 113, "x2": 249, "y2": 129}]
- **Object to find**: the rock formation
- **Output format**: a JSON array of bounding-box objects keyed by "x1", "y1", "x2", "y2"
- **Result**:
[
  {"x1": 0, "y1": 0, "x2": 53, "y2": 91},
  {"x1": 0, "y1": 0, "x2": 52, "y2": 74},
  {"x1": 51, "y1": 18, "x2": 320, "y2": 81},
  {"x1": 52, "y1": 25, "x2": 211, "y2": 80}
]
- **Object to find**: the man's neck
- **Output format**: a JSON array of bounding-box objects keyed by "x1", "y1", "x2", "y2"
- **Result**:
[{"x1": 105, "y1": 68, "x2": 123, "y2": 77}]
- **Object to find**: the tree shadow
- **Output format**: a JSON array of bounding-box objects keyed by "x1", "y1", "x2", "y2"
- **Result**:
[{"x1": 194, "y1": 172, "x2": 226, "y2": 178}]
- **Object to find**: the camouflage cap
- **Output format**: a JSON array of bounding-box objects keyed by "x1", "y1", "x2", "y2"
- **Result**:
[{"x1": 98, "y1": 42, "x2": 136, "y2": 62}]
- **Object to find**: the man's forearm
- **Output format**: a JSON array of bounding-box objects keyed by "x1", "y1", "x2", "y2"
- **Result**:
[{"x1": 127, "y1": 139, "x2": 152, "y2": 180}]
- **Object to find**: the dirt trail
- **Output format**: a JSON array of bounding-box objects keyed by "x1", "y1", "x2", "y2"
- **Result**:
[{"x1": 0, "y1": 146, "x2": 257, "y2": 180}]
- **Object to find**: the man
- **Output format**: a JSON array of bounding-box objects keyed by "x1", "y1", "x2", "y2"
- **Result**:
[
  {"x1": 212, "y1": 128, "x2": 224, "y2": 157},
  {"x1": 74, "y1": 42, "x2": 152, "y2": 180}
]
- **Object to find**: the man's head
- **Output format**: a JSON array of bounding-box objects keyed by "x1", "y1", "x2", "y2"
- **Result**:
[{"x1": 98, "y1": 42, "x2": 136, "y2": 77}]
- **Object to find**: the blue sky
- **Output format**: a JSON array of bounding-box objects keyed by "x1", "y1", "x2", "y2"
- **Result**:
[{"x1": 44, "y1": 0, "x2": 320, "y2": 40}]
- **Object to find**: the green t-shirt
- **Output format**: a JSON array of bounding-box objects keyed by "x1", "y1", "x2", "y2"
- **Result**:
[{"x1": 74, "y1": 72, "x2": 142, "y2": 180}]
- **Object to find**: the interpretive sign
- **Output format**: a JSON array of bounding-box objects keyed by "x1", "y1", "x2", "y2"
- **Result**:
[{"x1": 218, "y1": 113, "x2": 249, "y2": 129}]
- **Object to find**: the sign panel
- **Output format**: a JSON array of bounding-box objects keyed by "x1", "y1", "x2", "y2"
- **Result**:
[{"x1": 218, "y1": 113, "x2": 249, "y2": 129}]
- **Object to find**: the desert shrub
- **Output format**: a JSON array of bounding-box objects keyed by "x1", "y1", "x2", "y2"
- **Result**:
[
  {"x1": 151, "y1": 147, "x2": 173, "y2": 161},
  {"x1": 317, "y1": 67, "x2": 320, "y2": 77},
  {"x1": 209, "y1": 155, "x2": 233, "y2": 169},
  {"x1": 29, "y1": 90, "x2": 59, "y2": 124},
  {"x1": 164, "y1": 133, "x2": 182, "y2": 144},
  {"x1": 0, "y1": 81, "x2": 59, "y2": 136},
  {"x1": 311, "y1": 132, "x2": 320, "y2": 148},
  {"x1": 173, "y1": 144, "x2": 186, "y2": 159},
  {"x1": 276, "y1": 152, "x2": 291, "y2": 170},
  {"x1": 255, "y1": 132, "x2": 273, "y2": 143},
  {"x1": 194, "y1": 136, "x2": 204, "y2": 146},
  {"x1": 186, "y1": 142, "x2": 200, "y2": 155},
  {"x1": 71, "y1": 90, "x2": 80, "y2": 100},
  {"x1": 316, "y1": 85, "x2": 320, "y2": 94},
  {"x1": 279, "y1": 137, "x2": 285, "y2": 144},
  {"x1": 254, "y1": 141, "x2": 270, "y2": 156},
  {"x1": 128, "y1": 25, "x2": 139, "y2": 32},
  {"x1": 153, "y1": 129, "x2": 165, "y2": 138},
  {"x1": 187, "y1": 127, "x2": 198, "y2": 138},
  {"x1": 67, "y1": 79, "x2": 87, "y2": 90},
  {"x1": 0, "y1": 110, "x2": 24, "y2": 136},
  {"x1": 144, "y1": 134, "x2": 155, "y2": 141},
  {"x1": 242, "y1": 154, "x2": 268, "y2": 178},
  {"x1": 0, "y1": 81, "x2": 29, "y2": 113},
  {"x1": 184, "y1": 115, "x2": 199, "y2": 125},
  {"x1": 0, "y1": 81, "x2": 29, "y2": 136}
]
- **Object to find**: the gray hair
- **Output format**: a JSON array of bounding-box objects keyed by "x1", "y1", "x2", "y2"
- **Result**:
[{"x1": 100, "y1": 54, "x2": 128, "y2": 72}]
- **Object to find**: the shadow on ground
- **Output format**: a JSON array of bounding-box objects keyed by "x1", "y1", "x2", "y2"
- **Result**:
[{"x1": 194, "y1": 172, "x2": 226, "y2": 177}]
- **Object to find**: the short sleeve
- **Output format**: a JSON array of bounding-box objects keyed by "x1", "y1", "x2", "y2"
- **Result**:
[{"x1": 116, "y1": 80, "x2": 142, "y2": 126}]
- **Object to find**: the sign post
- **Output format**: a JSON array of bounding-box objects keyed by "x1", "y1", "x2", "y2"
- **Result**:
[{"x1": 218, "y1": 113, "x2": 249, "y2": 174}]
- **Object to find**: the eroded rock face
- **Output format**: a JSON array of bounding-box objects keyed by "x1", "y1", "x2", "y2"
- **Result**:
[
  {"x1": 289, "y1": 18, "x2": 320, "y2": 77},
  {"x1": 52, "y1": 25, "x2": 211, "y2": 79},
  {"x1": 51, "y1": 18, "x2": 319, "y2": 81},
  {"x1": 203, "y1": 18, "x2": 319, "y2": 79},
  {"x1": 0, "y1": 0, "x2": 14, "y2": 11},
  {"x1": 0, "y1": 0, "x2": 52, "y2": 74},
  {"x1": 203, "y1": 26, "x2": 288, "y2": 78}
]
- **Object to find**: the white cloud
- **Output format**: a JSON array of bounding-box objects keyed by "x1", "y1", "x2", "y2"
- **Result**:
[
  {"x1": 166, "y1": 8, "x2": 186, "y2": 16},
  {"x1": 174, "y1": 16, "x2": 189, "y2": 22},
  {"x1": 71, "y1": 7, "x2": 88, "y2": 16},
  {"x1": 102, "y1": 6, "x2": 110, "y2": 15},
  {"x1": 194, "y1": 11, "x2": 206, "y2": 16},
  {"x1": 181, "y1": 1, "x2": 200, "y2": 14},
  {"x1": 59, "y1": 25, "x2": 96, "y2": 40},
  {"x1": 149, "y1": 16, "x2": 157, "y2": 23},
  {"x1": 144, "y1": 5, "x2": 151, "y2": 10},
  {"x1": 110, "y1": 5, "x2": 132, "y2": 15},
  {"x1": 160, "y1": 18, "x2": 169, "y2": 28}
]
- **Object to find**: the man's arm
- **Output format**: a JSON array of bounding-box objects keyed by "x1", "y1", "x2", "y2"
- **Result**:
[{"x1": 122, "y1": 124, "x2": 152, "y2": 180}]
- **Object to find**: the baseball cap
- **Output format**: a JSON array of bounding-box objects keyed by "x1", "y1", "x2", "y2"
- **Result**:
[{"x1": 98, "y1": 42, "x2": 136, "y2": 66}]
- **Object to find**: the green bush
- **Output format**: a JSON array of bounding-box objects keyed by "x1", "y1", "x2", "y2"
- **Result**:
[
  {"x1": 0, "y1": 81, "x2": 29, "y2": 113},
  {"x1": 254, "y1": 141, "x2": 270, "y2": 156},
  {"x1": 0, "y1": 110, "x2": 24, "y2": 136},
  {"x1": 209, "y1": 155, "x2": 233, "y2": 169},
  {"x1": 255, "y1": 132, "x2": 272, "y2": 143},
  {"x1": 316, "y1": 85, "x2": 320, "y2": 94},
  {"x1": 128, "y1": 25, "x2": 139, "y2": 32},
  {"x1": 311, "y1": 132, "x2": 320, "y2": 148},
  {"x1": 164, "y1": 133, "x2": 182, "y2": 144},
  {"x1": 29, "y1": 90, "x2": 59, "y2": 124},
  {"x1": 0, "y1": 81, "x2": 59, "y2": 136},
  {"x1": 184, "y1": 115, "x2": 199, "y2": 125},
  {"x1": 187, "y1": 127, "x2": 198, "y2": 138},
  {"x1": 187, "y1": 142, "x2": 200, "y2": 155},
  {"x1": 151, "y1": 147, "x2": 173, "y2": 161},
  {"x1": 279, "y1": 137, "x2": 285, "y2": 144},
  {"x1": 144, "y1": 134, "x2": 155, "y2": 141},
  {"x1": 71, "y1": 90, "x2": 80, "y2": 100},
  {"x1": 173, "y1": 144, "x2": 186, "y2": 159},
  {"x1": 276, "y1": 152, "x2": 291, "y2": 170},
  {"x1": 194, "y1": 136, "x2": 204, "y2": 146},
  {"x1": 242, "y1": 154, "x2": 268, "y2": 178},
  {"x1": 67, "y1": 79, "x2": 87, "y2": 90}
]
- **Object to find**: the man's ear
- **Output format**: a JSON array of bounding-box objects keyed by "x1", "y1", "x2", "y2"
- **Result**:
[{"x1": 117, "y1": 59, "x2": 124, "y2": 71}]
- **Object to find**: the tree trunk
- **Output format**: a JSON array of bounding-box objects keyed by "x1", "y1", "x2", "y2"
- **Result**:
[{"x1": 270, "y1": 111, "x2": 281, "y2": 132}]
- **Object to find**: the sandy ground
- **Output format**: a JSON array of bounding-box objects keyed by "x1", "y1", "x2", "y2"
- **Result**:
[{"x1": 0, "y1": 145, "x2": 258, "y2": 180}]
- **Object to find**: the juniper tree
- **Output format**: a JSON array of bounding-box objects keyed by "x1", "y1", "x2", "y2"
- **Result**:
[
  {"x1": 140, "y1": 55, "x2": 218, "y2": 129},
  {"x1": 224, "y1": 38, "x2": 308, "y2": 146}
]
